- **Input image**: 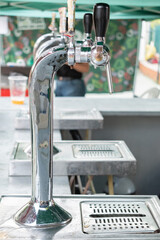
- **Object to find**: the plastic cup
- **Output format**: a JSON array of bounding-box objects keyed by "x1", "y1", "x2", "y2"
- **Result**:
[{"x1": 8, "y1": 76, "x2": 28, "y2": 105}]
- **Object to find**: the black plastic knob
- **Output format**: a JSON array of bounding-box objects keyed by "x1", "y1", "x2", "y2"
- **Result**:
[
  {"x1": 93, "y1": 3, "x2": 110, "y2": 38},
  {"x1": 66, "y1": 17, "x2": 68, "y2": 32},
  {"x1": 83, "y1": 13, "x2": 93, "y2": 34}
]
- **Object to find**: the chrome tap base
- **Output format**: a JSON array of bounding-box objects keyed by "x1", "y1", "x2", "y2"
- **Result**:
[{"x1": 14, "y1": 200, "x2": 72, "y2": 228}]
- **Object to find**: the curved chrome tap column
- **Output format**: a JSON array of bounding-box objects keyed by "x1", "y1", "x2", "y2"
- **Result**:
[
  {"x1": 33, "y1": 32, "x2": 55, "y2": 57},
  {"x1": 14, "y1": 45, "x2": 72, "y2": 228},
  {"x1": 34, "y1": 36, "x2": 65, "y2": 61}
]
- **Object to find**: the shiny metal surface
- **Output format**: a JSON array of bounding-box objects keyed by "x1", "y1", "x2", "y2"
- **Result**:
[
  {"x1": 75, "y1": 46, "x2": 91, "y2": 63},
  {"x1": 15, "y1": 43, "x2": 72, "y2": 227},
  {"x1": 90, "y1": 36, "x2": 113, "y2": 93},
  {"x1": 91, "y1": 46, "x2": 109, "y2": 66},
  {"x1": 9, "y1": 140, "x2": 136, "y2": 176},
  {"x1": 96, "y1": 37, "x2": 106, "y2": 42},
  {"x1": 75, "y1": 32, "x2": 92, "y2": 63},
  {"x1": 106, "y1": 62, "x2": 114, "y2": 93},
  {"x1": 30, "y1": 47, "x2": 66, "y2": 203},
  {"x1": 83, "y1": 33, "x2": 93, "y2": 47},
  {"x1": 75, "y1": 42, "x2": 82, "y2": 63},
  {"x1": 67, "y1": 36, "x2": 75, "y2": 66},
  {"x1": 81, "y1": 201, "x2": 159, "y2": 234},
  {"x1": 35, "y1": 36, "x2": 65, "y2": 60},
  {"x1": 14, "y1": 200, "x2": 72, "y2": 228},
  {"x1": 1, "y1": 195, "x2": 160, "y2": 239},
  {"x1": 33, "y1": 32, "x2": 55, "y2": 57}
]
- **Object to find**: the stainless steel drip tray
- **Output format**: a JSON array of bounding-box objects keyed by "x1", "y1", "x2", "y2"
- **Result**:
[
  {"x1": 14, "y1": 108, "x2": 103, "y2": 130},
  {"x1": 0, "y1": 195, "x2": 160, "y2": 239},
  {"x1": 9, "y1": 140, "x2": 136, "y2": 176},
  {"x1": 81, "y1": 201, "x2": 158, "y2": 234}
]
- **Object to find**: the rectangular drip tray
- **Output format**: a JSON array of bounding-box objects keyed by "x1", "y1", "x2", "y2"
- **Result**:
[
  {"x1": 9, "y1": 140, "x2": 136, "y2": 176},
  {"x1": 14, "y1": 108, "x2": 103, "y2": 130},
  {"x1": 0, "y1": 195, "x2": 160, "y2": 239},
  {"x1": 81, "y1": 201, "x2": 158, "y2": 234}
]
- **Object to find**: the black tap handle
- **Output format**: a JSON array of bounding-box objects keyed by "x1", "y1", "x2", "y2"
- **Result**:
[
  {"x1": 83, "y1": 13, "x2": 93, "y2": 34},
  {"x1": 93, "y1": 3, "x2": 110, "y2": 38},
  {"x1": 66, "y1": 17, "x2": 68, "y2": 32}
]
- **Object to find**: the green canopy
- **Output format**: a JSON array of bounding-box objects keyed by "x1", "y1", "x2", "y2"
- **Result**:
[{"x1": 0, "y1": 0, "x2": 160, "y2": 19}]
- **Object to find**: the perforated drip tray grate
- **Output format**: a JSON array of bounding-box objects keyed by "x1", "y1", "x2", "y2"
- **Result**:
[
  {"x1": 72, "y1": 144, "x2": 122, "y2": 158},
  {"x1": 81, "y1": 201, "x2": 160, "y2": 234}
]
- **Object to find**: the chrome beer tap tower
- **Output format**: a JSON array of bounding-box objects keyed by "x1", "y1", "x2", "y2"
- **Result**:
[{"x1": 14, "y1": 0, "x2": 113, "y2": 228}]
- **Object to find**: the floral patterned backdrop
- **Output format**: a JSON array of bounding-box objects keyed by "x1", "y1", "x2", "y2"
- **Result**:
[{"x1": 3, "y1": 17, "x2": 138, "y2": 93}]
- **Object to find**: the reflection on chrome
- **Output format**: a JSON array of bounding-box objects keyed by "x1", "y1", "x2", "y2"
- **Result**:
[{"x1": 14, "y1": 44, "x2": 72, "y2": 228}]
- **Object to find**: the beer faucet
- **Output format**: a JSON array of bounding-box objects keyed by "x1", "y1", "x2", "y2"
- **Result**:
[
  {"x1": 72, "y1": 3, "x2": 113, "y2": 93},
  {"x1": 74, "y1": 13, "x2": 93, "y2": 63},
  {"x1": 14, "y1": 1, "x2": 113, "y2": 228},
  {"x1": 92, "y1": 3, "x2": 113, "y2": 93}
]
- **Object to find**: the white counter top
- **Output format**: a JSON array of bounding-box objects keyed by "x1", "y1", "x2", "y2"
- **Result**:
[{"x1": 1, "y1": 97, "x2": 160, "y2": 116}]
